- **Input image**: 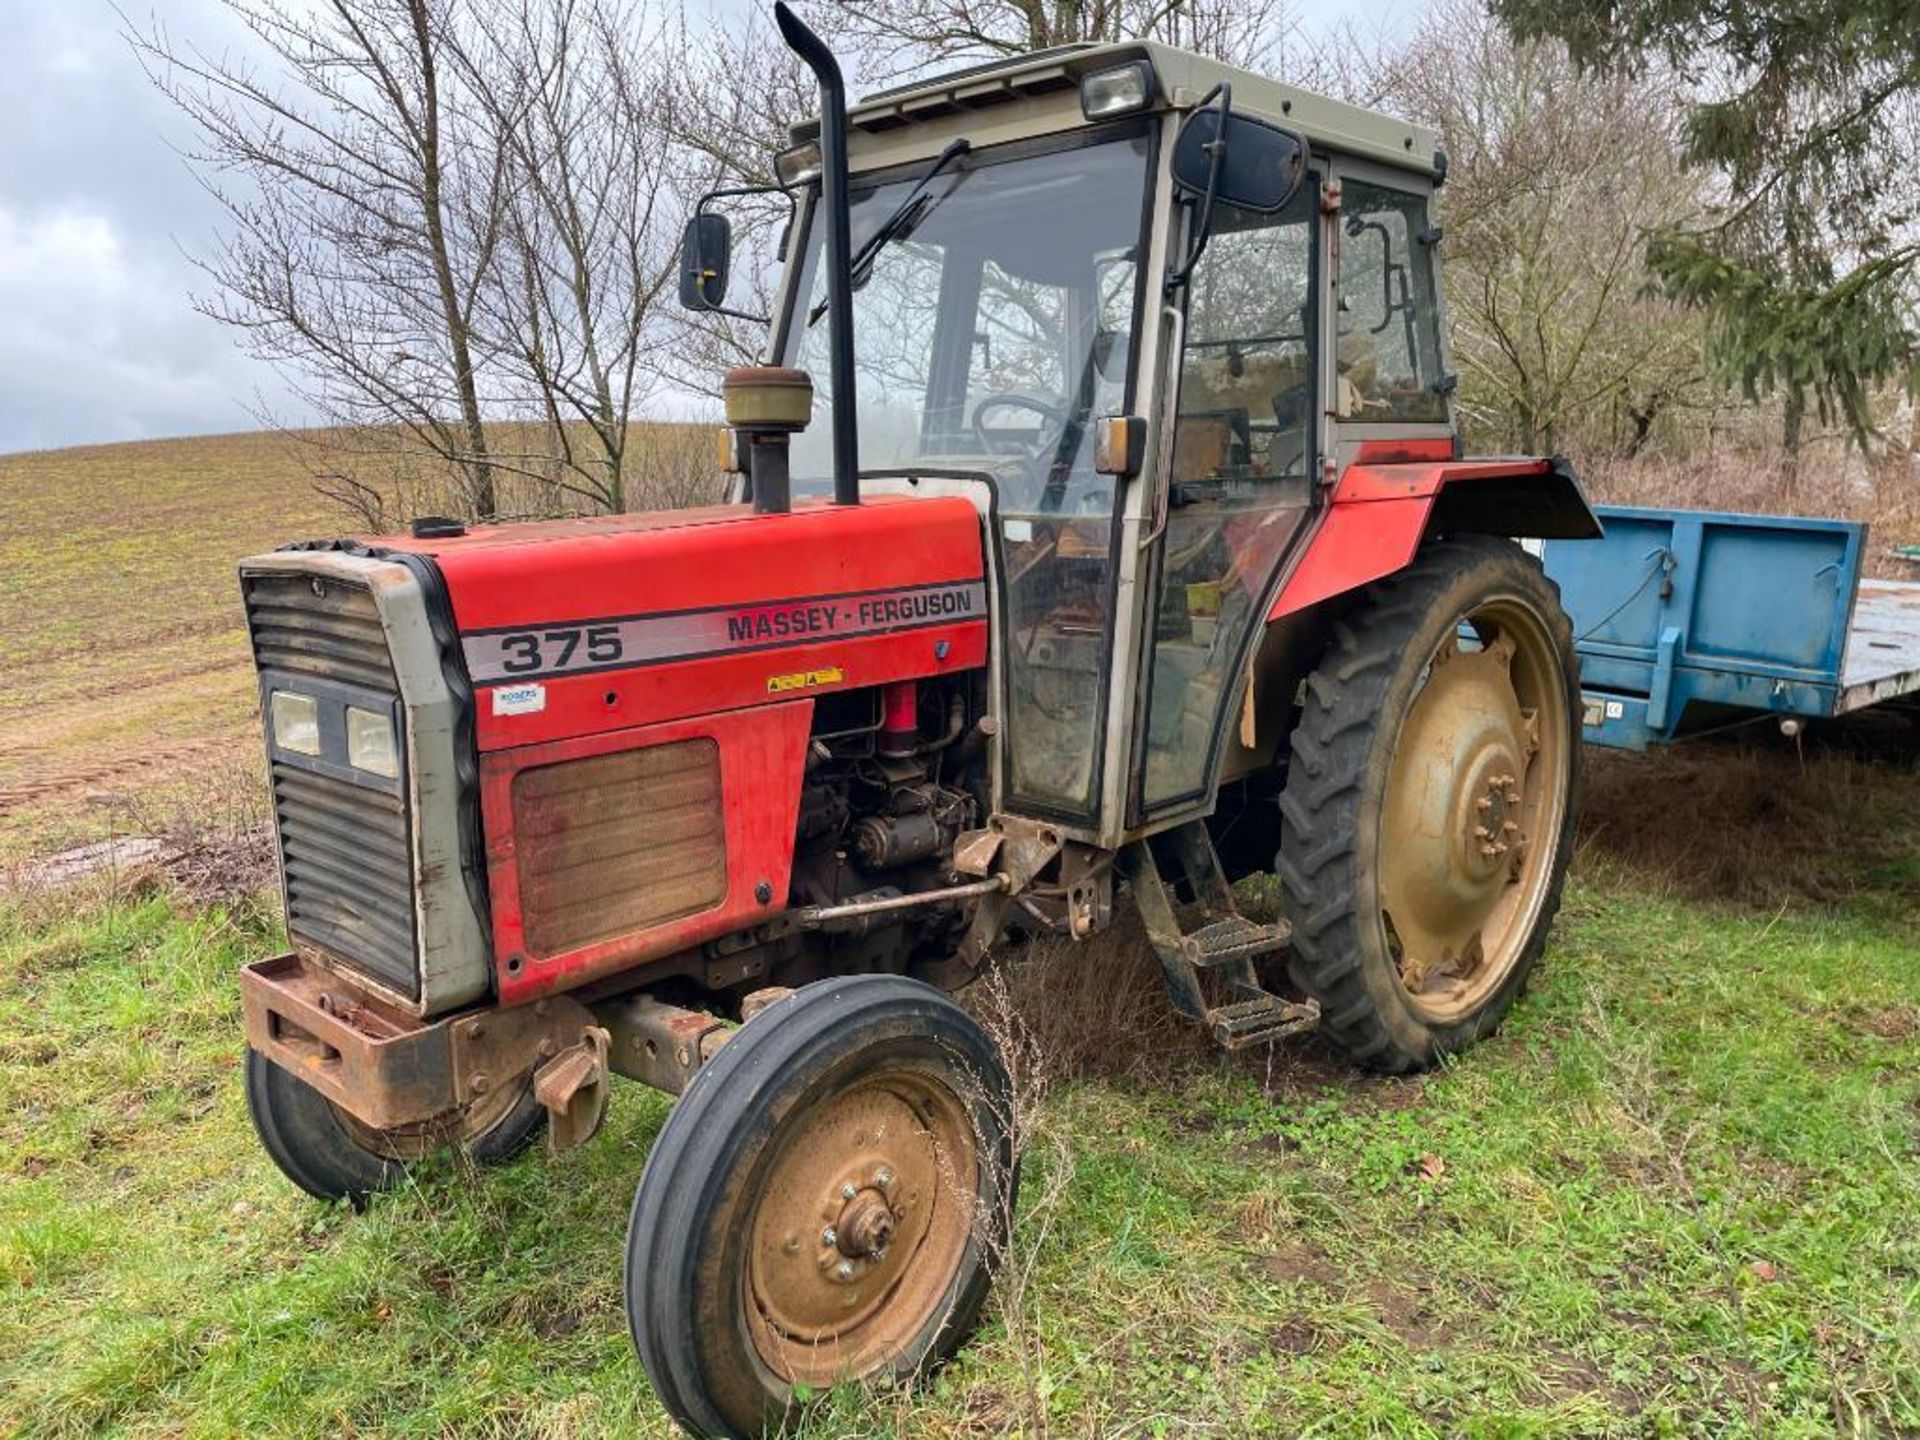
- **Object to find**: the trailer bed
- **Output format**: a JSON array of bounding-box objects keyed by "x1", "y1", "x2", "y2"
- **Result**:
[
  {"x1": 1541, "y1": 505, "x2": 1920, "y2": 749},
  {"x1": 1840, "y1": 579, "x2": 1920, "y2": 713}
]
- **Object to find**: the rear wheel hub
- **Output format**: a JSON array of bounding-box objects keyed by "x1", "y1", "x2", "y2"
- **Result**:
[{"x1": 1379, "y1": 603, "x2": 1568, "y2": 1022}]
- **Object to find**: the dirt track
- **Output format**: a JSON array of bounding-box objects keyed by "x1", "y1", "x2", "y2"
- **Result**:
[
  {"x1": 0, "y1": 737, "x2": 247, "y2": 819},
  {"x1": 0, "y1": 655, "x2": 260, "y2": 843}
]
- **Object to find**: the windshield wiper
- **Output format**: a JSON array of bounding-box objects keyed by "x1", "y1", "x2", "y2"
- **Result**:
[{"x1": 809, "y1": 138, "x2": 971, "y2": 326}]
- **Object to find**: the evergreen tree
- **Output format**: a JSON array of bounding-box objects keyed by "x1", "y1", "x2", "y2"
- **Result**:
[{"x1": 1488, "y1": 0, "x2": 1920, "y2": 447}]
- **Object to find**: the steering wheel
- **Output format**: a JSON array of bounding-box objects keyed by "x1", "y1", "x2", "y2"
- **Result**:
[{"x1": 970, "y1": 393, "x2": 1069, "y2": 461}]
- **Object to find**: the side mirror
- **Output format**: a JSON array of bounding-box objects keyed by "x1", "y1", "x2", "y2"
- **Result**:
[
  {"x1": 1171, "y1": 110, "x2": 1305, "y2": 215},
  {"x1": 679, "y1": 212, "x2": 733, "y2": 311}
]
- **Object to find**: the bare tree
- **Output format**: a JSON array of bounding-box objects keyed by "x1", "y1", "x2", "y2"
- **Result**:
[
  {"x1": 132, "y1": 0, "x2": 712, "y2": 524},
  {"x1": 453, "y1": 0, "x2": 683, "y2": 514},
  {"x1": 819, "y1": 0, "x2": 1306, "y2": 85},
  {"x1": 130, "y1": 0, "x2": 510, "y2": 518},
  {"x1": 1373, "y1": 0, "x2": 1712, "y2": 457}
]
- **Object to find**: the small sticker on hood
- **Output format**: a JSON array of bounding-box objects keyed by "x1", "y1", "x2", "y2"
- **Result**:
[{"x1": 493, "y1": 682, "x2": 546, "y2": 716}]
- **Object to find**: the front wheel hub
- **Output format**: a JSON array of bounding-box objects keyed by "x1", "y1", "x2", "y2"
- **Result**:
[
  {"x1": 835, "y1": 1181, "x2": 899, "y2": 1261},
  {"x1": 745, "y1": 1075, "x2": 976, "y2": 1382}
]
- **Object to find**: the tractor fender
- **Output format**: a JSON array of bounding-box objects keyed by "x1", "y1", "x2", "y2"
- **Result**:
[{"x1": 1269, "y1": 455, "x2": 1600, "y2": 620}]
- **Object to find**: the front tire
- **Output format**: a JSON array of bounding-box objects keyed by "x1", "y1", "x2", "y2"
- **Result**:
[
  {"x1": 1277, "y1": 536, "x2": 1580, "y2": 1073},
  {"x1": 626, "y1": 975, "x2": 1015, "y2": 1439},
  {"x1": 245, "y1": 1049, "x2": 545, "y2": 1205}
]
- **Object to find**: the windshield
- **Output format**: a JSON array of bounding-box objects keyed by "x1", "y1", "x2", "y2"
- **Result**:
[
  {"x1": 781, "y1": 130, "x2": 1152, "y2": 817},
  {"x1": 781, "y1": 131, "x2": 1153, "y2": 515}
]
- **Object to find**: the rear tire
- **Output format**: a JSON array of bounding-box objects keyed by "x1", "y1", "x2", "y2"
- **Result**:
[
  {"x1": 1277, "y1": 536, "x2": 1580, "y2": 1073},
  {"x1": 245, "y1": 1049, "x2": 545, "y2": 1205},
  {"x1": 626, "y1": 975, "x2": 1015, "y2": 1439}
]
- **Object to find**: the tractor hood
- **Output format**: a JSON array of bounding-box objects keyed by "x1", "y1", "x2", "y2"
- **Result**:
[{"x1": 367, "y1": 493, "x2": 988, "y2": 752}]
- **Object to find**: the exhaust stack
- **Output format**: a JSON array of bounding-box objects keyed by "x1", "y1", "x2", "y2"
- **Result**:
[{"x1": 774, "y1": 1, "x2": 860, "y2": 507}]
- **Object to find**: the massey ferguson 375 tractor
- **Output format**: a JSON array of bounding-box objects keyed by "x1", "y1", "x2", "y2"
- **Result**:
[{"x1": 235, "y1": 6, "x2": 1598, "y2": 1433}]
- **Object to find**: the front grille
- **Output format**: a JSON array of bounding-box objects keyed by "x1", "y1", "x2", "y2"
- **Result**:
[
  {"x1": 512, "y1": 739, "x2": 728, "y2": 958},
  {"x1": 243, "y1": 572, "x2": 419, "y2": 1000},
  {"x1": 270, "y1": 762, "x2": 418, "y2": 995},
  {"x1": 244, "y1": 575, "x2": 396, "y2": 690}
]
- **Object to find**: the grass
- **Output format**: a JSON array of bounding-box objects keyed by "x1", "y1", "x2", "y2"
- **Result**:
[{"x1": 4, "y1": 736, "x2": 1919, "y2": 1437}]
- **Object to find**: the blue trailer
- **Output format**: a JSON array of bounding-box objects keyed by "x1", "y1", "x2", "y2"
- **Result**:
[{"x1": 1538, "y1": 504, "x2": 1920, "y2": 750}]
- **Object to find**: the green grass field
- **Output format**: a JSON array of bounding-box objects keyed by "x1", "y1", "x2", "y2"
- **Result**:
[{"x1": 3, "y1": 744, "x2": 1918, "y2": 1437}]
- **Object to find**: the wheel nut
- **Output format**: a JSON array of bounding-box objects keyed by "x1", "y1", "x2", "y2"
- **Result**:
[
  {"x1": 821, "y1": 1226, "x2": 837, "y2": 1247},
  {"x1": 875, "y1": 1168, "x2": 893, "y2": 1187},
  {"x1": 836, "y1": 1260, "x2": 855, "y2": 1280},
  {"x1": 841, "y1": 1182, "x2": 858, "y2": 1200}
]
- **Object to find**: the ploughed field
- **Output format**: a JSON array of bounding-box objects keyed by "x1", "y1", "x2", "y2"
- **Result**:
[
  {"x1": 0, "y1": 432, "x2": 337, "y2": 860},
  {"x1": 2, "y1": 432, "x2": 1919, "y2": 1435}
]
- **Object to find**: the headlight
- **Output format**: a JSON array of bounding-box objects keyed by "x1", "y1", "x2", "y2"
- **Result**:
[
  {"x1": 1080, "y1": 61, "x2": 1155, "y2": 120},
  {"x1": 774, "y1": 140, "x2": 822, "y2": 188},
  {"x1": 346, "y1": 706, "x2": 399, "y2": 779},
  {"x1": 270, "y1": 691, "x2": 321, "y2": 756}
]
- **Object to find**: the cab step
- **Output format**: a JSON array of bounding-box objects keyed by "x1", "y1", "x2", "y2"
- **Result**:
[
  {"x1": 1177, "y1": 914, "x2": 1287, "y2": 968},
  {"x1": 1207, "y1": 992, "x2": 1321, "y2": 1048},
  {"x1": 1119, "y1": 821, "x2": 1318, "y2": 1052}
]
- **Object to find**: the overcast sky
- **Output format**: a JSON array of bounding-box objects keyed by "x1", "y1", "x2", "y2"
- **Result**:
[
  {"x1": 0, "y1": 1, "x2": 301, "y2": 454},
  {"x1": 0, "y1": 0, "x2": 1417, "y2": 456}
]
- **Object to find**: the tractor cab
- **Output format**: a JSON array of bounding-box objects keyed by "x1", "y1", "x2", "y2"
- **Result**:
[{"x1": 687, "y1": 35, "x2": 1463, "y2": 846}]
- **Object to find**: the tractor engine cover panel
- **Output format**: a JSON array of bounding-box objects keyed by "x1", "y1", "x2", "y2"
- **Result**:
[{"x1": 367, "y1": 493, "x2": 991, "y2": 1003}]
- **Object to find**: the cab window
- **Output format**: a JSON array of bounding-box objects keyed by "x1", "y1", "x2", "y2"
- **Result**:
[
  {"x1": 1171, "y1": 194, "x2": 1315, "y2": 487},
  {"x1": 1336, "y1": 181, "x2": 1447, "y2": 424}
]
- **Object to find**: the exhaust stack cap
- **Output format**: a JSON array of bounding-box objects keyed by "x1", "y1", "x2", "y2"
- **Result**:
[
  {"x1": 723, "y1": 366, "x2": 814, "y2": 432},
  {"x1": 725, "y1": 366, "x2": 812, "y2": 515}
]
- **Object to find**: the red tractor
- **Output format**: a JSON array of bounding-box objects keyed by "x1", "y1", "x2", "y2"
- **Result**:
[{"x1": 236, "y1": 8, "x2": 1596, "y2": 1434}]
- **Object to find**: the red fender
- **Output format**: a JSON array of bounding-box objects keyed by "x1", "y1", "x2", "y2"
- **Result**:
[{"x1": 1269, "y1": 455, "x2": 1595, "y2": 619}]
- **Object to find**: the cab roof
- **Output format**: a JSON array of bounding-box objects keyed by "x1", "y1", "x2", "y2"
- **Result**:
[{"x1": 792, "y1": 40, "x2": 1442, "y2": 181}]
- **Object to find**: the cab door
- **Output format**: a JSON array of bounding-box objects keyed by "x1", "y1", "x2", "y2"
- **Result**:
[{"x1": 1133, "y1": 180, "x2": 1321, "y2": 817}]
